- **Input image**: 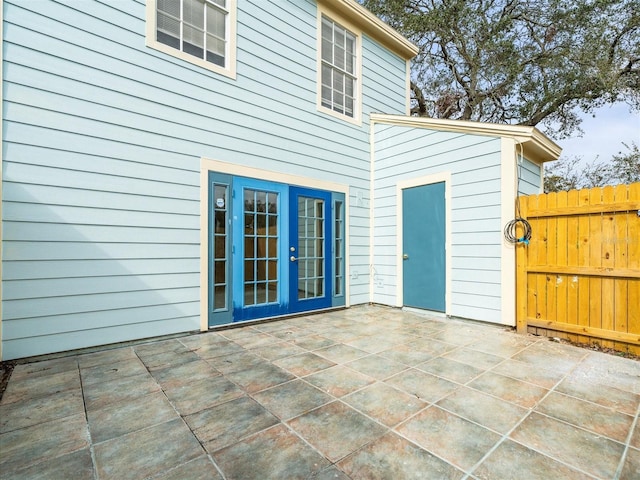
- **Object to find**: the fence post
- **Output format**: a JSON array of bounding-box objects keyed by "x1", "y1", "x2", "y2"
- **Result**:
[{"x1": 516, "y1": 195, "x2": 528, "y2": 334}]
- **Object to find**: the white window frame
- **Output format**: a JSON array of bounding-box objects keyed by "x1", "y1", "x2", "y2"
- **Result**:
[
  {"x1": 146, "y1": 0, "x2": 237, "y2": 79},
  {"x1": 317, "y1": 8, "x2": 362, "y2": 125}
]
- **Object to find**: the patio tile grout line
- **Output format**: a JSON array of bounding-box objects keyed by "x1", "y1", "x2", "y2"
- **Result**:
[{"x1": 613, "y1": 401, "x2": 640, "y2": 480}]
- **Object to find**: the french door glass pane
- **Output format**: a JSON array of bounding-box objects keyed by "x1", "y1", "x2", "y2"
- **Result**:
[
  {"x1": 297, "y1": 197, "x2": 325, "y2": 299},
  {"x1": 244, "y1": 188, "x2": 278, "y2": 306},
  {"x1": 212, "y1": 183, "x2": 228, "y2": 311}
]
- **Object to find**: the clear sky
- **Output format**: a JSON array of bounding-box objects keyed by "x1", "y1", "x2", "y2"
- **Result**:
[{"x1": 554, "y1": 103, "x2": 640, "y2": 164}]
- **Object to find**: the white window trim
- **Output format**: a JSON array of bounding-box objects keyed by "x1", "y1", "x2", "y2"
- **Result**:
[
  {"x1": 316, "y1": 5, "x2": 363, "y2": 125},
  {"x1": 145, "y1": 0, "x2": 237, "y2": 79}
]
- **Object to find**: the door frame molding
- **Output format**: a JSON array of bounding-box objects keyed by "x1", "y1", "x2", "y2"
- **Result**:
[
  {"x1": 396, "y1": 172, "x2": 452, "y2": 315},
  {"x1": 200, "y1": 158, "x2": 350, "y2": 331}
]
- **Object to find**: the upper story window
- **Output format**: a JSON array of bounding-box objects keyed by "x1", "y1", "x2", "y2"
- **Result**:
[
  {"x1": 146, "y1": 0, "x2": 236, "y2": 78},
  {"x1": 319, "y1": 15, "x2": 361, "y2": 123}
]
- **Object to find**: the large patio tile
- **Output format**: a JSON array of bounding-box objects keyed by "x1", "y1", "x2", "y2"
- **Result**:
[
  {"x1": 512, "y1": 341, "x2": 587, "y2": 374},
  {"x1": 0, "y1": 413, "x2": 89, "y2": 475},
  {"x1": 472, "y1": 439, "x2": 592, "y2": 480},
  {"x1": 467, "y1": 332, "x2": 536, "y2": 358},
  {"x1": 490, "y1": 358, "x2": 566, "y2": 389},
  {"x1": 338, "y1": 432, "x2": 464, "y2": 479},
  {"x1": 87, "y1": 391, "x2": 177, "y2": 443},
  {"x1": 8, "y1": 356, "x2": 78, "y2": 381},
  {"x1": 219, "y1": 327, "x2": 259, "y2": 340},
  {"x1": 443, "y1": 348, "x2": 505, "y2": 371},
  {"x1": 179, "y1": 331, "x2": 234, "y2": 348},
  {"x1": 631, "y1": 420, "x2": 640, "y2": 449},
  {"x1": 224, "y1": 363, "x2": 295, "y2": 393},
  {"x1": 556, "y1": 376, "x2": 640, "y2": 416},
  {"x1": 405, "y1": 337, "x2": 458, "y2": 356},
  {"x1": 134, "y1": 338, "x2": 192, "y2": 359},
  {"x1": 77, "y1": 347, "x2": 137, "y2": 369},
  {"x1": 252, "y1": 379, "x2": 332, "y2": 420},
  {"x1": 385, "y1": 369, "x2": 459, "y2": 403},
  {"x1": 153, "y1": 455, "x2": 223, "y2": 480},
  {"x1": 378, "y1": 344, "x2": 434, "y2": 366},
  {"x1": 185, "y1": 396, "x2": 279, "y2": 452},
  {"x1": 437, "y1": 387, "x2": 528, "y2": 434},
  {"x1": 429, "y1": 325, "x2": 491, "y2": 346},
  {"x1": 309, "y1": 466, "x2": 351, "y2": 480},
  {"x1": 290, "y1": 334, "x2": 336, "y2": 350},
  {"x1": 0, "y1": 388, "x2": 84, "y2": 433},
  {"x1": 417, "y1": 356, "x2": 484, "y2": 384},
  {"x1": 187, "y1": 340, "x2": 245, "y2": 360},
  {"x1": 620, "y1": 447, "x2": 640, "y2": 480},
  {"x1": 396, "y1": 406, "x2": 501, "y2": 471},
  {"x1": 304, "y1": 365, "x2": 375, "y2": 397},
  {"x1": 150, "y1": 359, "x2": 220, "y2": 390},
  {"x1": 345, "y1": 354, "x2": 408, "y2": 380},
  {"x1": 231, "y1": 332, "x2": 280, "y2": 350},
  {"x1": 0, "y1": 448, "x2": 94, "y2": 480},
  {"x1": 288, "y1": 401, "x2": 387, "y2": 462},
  {"x1": 535, "y1": 391, "x2": 634, "y2": 443},
  {"x1": 273, "y1": 352, "x2": 336, "y2": 376},
  {"x1": 269, "y1": 326, "x2": 313, "y2": 340},
  {"x1": 346, "y1": 334, "x2": 406, "y2": 353},
  {"x1": 342, "y1": 382, "x2": 427, "y2": 427},
  {"x1": 82, "y1": 372, "x2": 160, "y2": 411},
  {"x1": 206, "y1": 351, "x2": 267, "y2": 374},
  {"x1": 137, "y1": 349, "x2": 201, "y2": 371},
  {"x1": 510, "y1": 412, "x2": 624, "y2": 479},
  {"x1": 315, "y1": 344, "x2": 369, "y2": 363},
  {"x1": 569, "y1": 351, "x2": 640, "y2": 394},
  {"x1": 164, "y1": 375, "x2": 244, "y2": 415},
  {"x1": 251, "y1": 341, "x2": 306, "y2": 361},
  {"x1": 0, "y1": 369, "x2": 81, "y2": 405},
  {"x1": 94, "y1": 418, "x2": 203, "y2": 480},
  {"x1": 469, "y1": 371, "x2": 549, "y2": 408},
  {"x1": 80, "y1": 357, "x2": 149, "y2": 386},
  {"x1": 213, "y1": 424, "x2": 330, "y2": 480}
]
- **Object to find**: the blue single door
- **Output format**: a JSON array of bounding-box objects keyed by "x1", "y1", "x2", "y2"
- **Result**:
[
  {"x1": 402, "y1": 182, "x2": 446, "y2": 312},
  {"x1": 288, "y1": 187, "x2": 332, "y2": 313}
]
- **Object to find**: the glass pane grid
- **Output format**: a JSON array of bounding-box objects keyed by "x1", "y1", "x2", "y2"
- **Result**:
[
  {"x1": 320, "y1": 16, "x2": 356, "y2": 117},
  {"x1": 298, "y1": 197, "x2": 325, "y2": 300},
  {"x1": 213, "y1": 184, "x2": 228, "y2": 311},
  {"x1": 156, "y1": 0, "x2": 227, "y2": 66},
  {"x1": 334, "y1": 200, "x2": 344, "y2": 296},
  {"x1": 244, "y1": 189, "x2": 278, "y2": 306}
]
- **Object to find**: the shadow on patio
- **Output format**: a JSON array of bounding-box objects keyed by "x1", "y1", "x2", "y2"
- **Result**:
[{"x1": 1, "y1": 305, "x2": 638, "y2": 479}]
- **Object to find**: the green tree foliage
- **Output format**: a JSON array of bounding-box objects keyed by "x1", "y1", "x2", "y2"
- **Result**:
[
  {"x1": 361, "y1": 0, "x2": 639, "y2": 139},
  {"x1": 543, "y1": 141, "x2": 640, "y2": 192}
]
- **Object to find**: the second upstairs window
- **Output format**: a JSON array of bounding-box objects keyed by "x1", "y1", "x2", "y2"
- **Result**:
[
  {"x1": 321, "y1": 16, "x2": 357, "y2": 118},
  {"x1": 156, "y1": 0, "x2": 228, "y2": 67}
]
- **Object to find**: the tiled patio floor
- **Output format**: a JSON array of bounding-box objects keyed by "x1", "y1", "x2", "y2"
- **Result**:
[{"x1": 1, "y1": 305, "x2": 639, "y2": 479}]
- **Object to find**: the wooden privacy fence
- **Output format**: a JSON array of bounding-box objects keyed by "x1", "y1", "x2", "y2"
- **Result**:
[{"x1": 516, "y1": 183, "x2": 640, "y2": 354}]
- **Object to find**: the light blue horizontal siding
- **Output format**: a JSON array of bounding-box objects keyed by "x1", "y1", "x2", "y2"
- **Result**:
[
  {"x1": 2, "y1": 0, "x2": 409, "y2": 359},
  {"x1": 2, "y1": 316, "x2": 200, "y2": 360},
  {"x1": 3, "y1": 259, "x2": 200, "y2": 280},
  {"x1": 372, "y1": 123, "x2": 504, "y2": 322},
  {"x1": 518, "y1": 157, "x2": 542, "y2": 195}
]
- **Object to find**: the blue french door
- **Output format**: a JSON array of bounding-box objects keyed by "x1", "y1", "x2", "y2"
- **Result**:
[
  {"x1": 209, "y1": 176, "x2": 337, "y2": 326},
  {"x1": 288, "y1": 187, "x2": 332, "y2": 313}
]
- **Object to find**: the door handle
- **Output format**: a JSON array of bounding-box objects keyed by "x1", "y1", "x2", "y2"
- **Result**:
[
  {"x1": 403, "y1": 254, "x2": 409, "y2": 260},
  {"x1": 290, "y1": 256, "x2": 298, "y2": 262}
]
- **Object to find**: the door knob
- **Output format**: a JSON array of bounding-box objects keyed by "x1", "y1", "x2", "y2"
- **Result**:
[
  {"x1": 403, "y1": 254, "x2": 409, "y2": 260},
  {"x1": 290, "y1": 256, "x2": 298, "y2": 262}
]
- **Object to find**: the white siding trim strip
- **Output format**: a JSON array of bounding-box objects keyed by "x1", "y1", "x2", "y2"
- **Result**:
[
  {"x1": 500, "y1": 138, "x2": 517, "y2": 326},
  {"x1": 395, "y1": 172, "x2": 452, "y2": 315}
]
